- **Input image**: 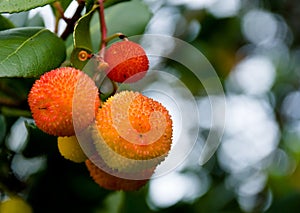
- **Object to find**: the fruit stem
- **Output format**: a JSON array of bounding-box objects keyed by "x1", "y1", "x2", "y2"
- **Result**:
[
  {"x1": 53, "y1": 2, "x2": 68, "y2": 33},
  {"x1": 98, "y1": 0, "x2": 107, "y2": 59},
  {"x1": 53, "y1": 2, "x2": 69, "y2": 22},
  {"x1": 104, "y1": 32, "x2": 127, "y2": 43}
]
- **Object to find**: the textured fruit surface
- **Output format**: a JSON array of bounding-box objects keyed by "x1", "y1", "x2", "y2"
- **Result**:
[
  {"x1": 85, "y1": 155, "x2": 153, "y2": 191},
  {"x1": 0, "y1": 197, "x2": 32, "y2": 213},
  {"x1": 94, "y1": 90, "x2": 172, "y2": 171},
  {"x1": 28, "y1": 67, "x2": 100, "y2": 136},
  {"x1": 104, "y1": 41, "x2": 149, "y2": 83},
  {"x1": 92, "y1": 123, "x2": 165, "y2": 173},
  {"x1": 57, "y1": 136, "x2": 87, "y2": 163}
]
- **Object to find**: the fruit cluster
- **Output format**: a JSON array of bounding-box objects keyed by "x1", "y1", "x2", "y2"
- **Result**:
[{"x1": 28, "y1": 40, "x2": 173, "y2": 191}]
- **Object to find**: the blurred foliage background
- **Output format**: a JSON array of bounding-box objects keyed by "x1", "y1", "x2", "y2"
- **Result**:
[{"x1": 1, "y1": 0, "x2": 300, "y2": 212}]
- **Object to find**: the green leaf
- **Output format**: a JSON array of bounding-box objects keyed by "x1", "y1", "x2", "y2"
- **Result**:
[
  {"x1": 6, "y1": 11, "x2": 29, "y2": 27},
  {"x1": 97, "y1": 191, "x2": 124, "y2": 213},
  {"x1": 103, "y1": 0, "x2": 130, "y2": 8},
  {"x1": 70, "y1": 48, "x2": 92, "y2": 70},
  {"x1": 57, "y1": 0, "x2": 72, "y2": 10},
  {"x1": 4, "y1": 11, "x2": 44, "y2": 28},
  {"x1": 71, "y1": 5, "x2": 98, "y2": 69},
  {"x1": 0, "y1": 0, "x2": 56, "y2": 13},
  {"x1": 73, "y1": 6, "x2": 97, "y2": 51},
  {"x1": 0, "y1": 15, "x2": 15, "y2": 31},
  {"x1": 90, "y1": 0, "x2": 152, "y2": 51},
  {"x1": 23, "y1": 121, "x2": 57, "y2": 158},
  {"x1": 0, "y1": 114, "x2": 6, "y2": 144},
  {"x1": 0, "y1": 27, "x2": 66, "y2": 78},
  {"x1": 85, "y1": 0, "x2": 96, "y2": 12},
  {"x1": 25, "y1": 13, "x2": 45, "y2": 27},
  {"x1": 86, "y1": 0, "x2": 130, "y2": 12},
  {"x1": 105, "y1": 0, "x2": 152, "y2": 36},
  {"x1": 0, "y1": 78, "x2": 34, "y2": 106},
  {"x1": 1, "y1": 106, "x2": 31, "y2": 117},
  {"x1": 50, "y1": 0, "x2": 72, "y2": 16}
]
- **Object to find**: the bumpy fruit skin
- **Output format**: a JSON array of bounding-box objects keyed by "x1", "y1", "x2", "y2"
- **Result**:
[
  {"x1": 28, "y1": 67, "x2": 100, "y2": 136},
  {"x1": 57, "y1": 136, "x2": 87, "y2": 163},
  {"x1": 104, "y1": 41, "x2": 149, "y2": 83},
  {"x1": 0, "y1": 197, "x2": 32, "y2": 213},
  {"x1": 85, "y1": 155, "x2": 154, "y2": 191},
  {"x1": 93, "y1": 90, "x2": 173, "y2": 171}
]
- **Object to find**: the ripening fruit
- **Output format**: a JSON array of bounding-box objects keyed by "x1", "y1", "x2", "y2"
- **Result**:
[
  {"x1": 85, "y1": 155, "x2": 154, "y2": 191},
  {"x1": 104, "y1": 40, "x2": 149, "y2": 83},
  {"x1": 0, "y1": 197, "x2": 32, "y2": 213},
  {"x1": 93, "y1": 90, "x2": 173, "y2": 172},
  {"x1": 28, "y1": 67, "x2": 100, "y2": 136},
  {"x1": 57, "y1": 136, "x2": 87, "y2": 163}
]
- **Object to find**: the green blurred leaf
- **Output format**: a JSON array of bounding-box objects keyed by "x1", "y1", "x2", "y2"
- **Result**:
[
  {"x1": 7, "y1": 10, "x2": 45, "y2": 28},
  {"x1": 1, "y1": 77, "x2": 33, "y2": 98},
  {"x1": 23, "y1": 121, "x2": 57, "y2": 158},
  {"x1": 65, "y1": 33, "x2": 74, "y2": 60},
  {"x1": 0, "y1": 15, "x2": 15, "y2": 31},
  {"x1": 86, "y1": 0, "x2": 130, "y2": 12},
  {"x1": 50, "y1": 0, "x2": 72, "y2": 17},
  {"x1": 0, "y1": 27, "x2": 66, "y2": 77},
  {"x1": 86, "y1": 0, "x2": 96, "y2": 12},
  {"x1": 97, "y1": 191, "x2": 124, "y2": 213},
  {"x1": 57, "y1": 0, "x2": 73, "y2": 10},
  {"x1": 1, "y1": 107, "x2": 31, "y2": 117},
  {"x1": 105, "y1": 0, "x2": 152, "y2": 35},
  {"x1": 103, "y1": 0, "x2": 130, "y2": 8},
  {"x1": 0, "y1": 0, "x2": 56, "y2": 13},
  {"x1": 0, "y1": 78, "x2": 34, "y2": 108},
  {"x1": 6, "y1": 11, "x2": 29, "y2": 27},
  {"x1": 0, "y1": 114, "x2": 5, "y2": 143},
  {"x1": 25, "y1": 13, "x2": 45, "y2": 27},
  {"x1": 90, "y1": 0, "x2": 152, "y2": 51}
]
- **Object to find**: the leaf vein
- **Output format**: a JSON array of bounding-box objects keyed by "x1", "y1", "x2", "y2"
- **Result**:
[{"x1": 0, "y1": 28, "x2": 47, "y2": 67}]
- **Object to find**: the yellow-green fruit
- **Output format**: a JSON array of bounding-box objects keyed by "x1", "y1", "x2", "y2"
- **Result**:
[
  {"x1": 57, "y1": 136, "x2": 87, "y2": 163},
  {"x1": 0, "y1": 197, "x2": 32, "y2": 213}
]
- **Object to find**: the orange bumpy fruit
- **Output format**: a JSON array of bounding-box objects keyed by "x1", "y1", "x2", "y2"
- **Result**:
[
  {"x1": 93, "y1": 90, "x2": 173, "y2": 172},
  {"x1": 85, "y1": 155, "x2": 154, "y2": 191},
  {"x1": 104, "y1": 40, "x2": 149, "y2": 83},
  {"x1": 28, "y1": 67, "x2": 100, "y2": 136},
  {"x1": 57, "y1": 136, "x2": 87, "y2": 163}
]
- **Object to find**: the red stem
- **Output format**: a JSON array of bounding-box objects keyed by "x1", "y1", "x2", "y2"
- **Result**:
[{"x1": 98, "y1": 0, "x2": 107, "y2": 58}]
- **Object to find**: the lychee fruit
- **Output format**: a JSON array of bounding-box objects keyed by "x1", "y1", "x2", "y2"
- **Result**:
[
  {"x1": 28, "y1": 67, "x2": 100, "y2": 136},
  {"x1": 57, "y1": 136, "x2": 87, "y2": 163},
  {"x1": 104, "y1": 40, "x2": 149, "y2": 83},
  {"x1": 93, "y1": 90, "x2": 173, "y2": 172}
]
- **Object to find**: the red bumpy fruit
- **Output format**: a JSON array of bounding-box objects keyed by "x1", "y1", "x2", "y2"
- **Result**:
[
  {"x1": 104, "y1": 40, "x2": 149, "y2": 83},
  {"x1": 85, "y1": 154, "x2": 154, "y2": 191},
  {"x1": 28, "y1": 67, "x2": 100, "y2": 136}
]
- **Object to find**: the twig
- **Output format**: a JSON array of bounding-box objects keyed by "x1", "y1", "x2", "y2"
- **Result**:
[
  {"x1": 60, "y1": 1, "x2": 86, "y2": 40},
  {"x1": 98, "y1": 0, "x2": 108, "y2": 58}
]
